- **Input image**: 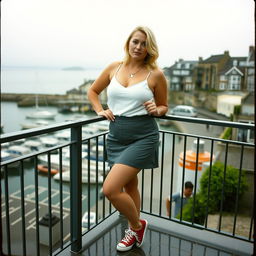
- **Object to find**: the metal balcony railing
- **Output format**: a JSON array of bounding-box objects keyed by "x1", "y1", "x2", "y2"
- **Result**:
[{"x1": 0, "y1": 115, "x2": 254, "y2": 255}]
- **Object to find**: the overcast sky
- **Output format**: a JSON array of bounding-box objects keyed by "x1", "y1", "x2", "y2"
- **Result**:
[{"x1": 1, "y1": 0, "x2": 255, "y2": 69}]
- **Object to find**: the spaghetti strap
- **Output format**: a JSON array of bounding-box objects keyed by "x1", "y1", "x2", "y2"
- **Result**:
[
  {"x1": 115, "y1": 63, "x2": 122, "y2": 75},
  {"x1": 146, "y1": 71, "x2": 152, "y2": 80}
]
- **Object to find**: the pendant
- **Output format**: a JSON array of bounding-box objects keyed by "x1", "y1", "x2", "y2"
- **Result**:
[{"x1": 130, "y1": 74, "x2": 134, "y2": 78}]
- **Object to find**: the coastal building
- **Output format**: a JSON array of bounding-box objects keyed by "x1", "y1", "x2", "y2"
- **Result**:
[
  {"x1": 193, "y1": 51, "x2": 230, "y2": 90},
  {"x1": 232, "y1": 92, "x2": 255, "y2": 143},
  {"x1": 244, "y1": 46, "x2": 255, "y2": 92},
  {"x1": 78, "y1": 79, "x2": 107, "y2": 103},
  {"x1": 165, "y1": 59, "x2": 198, "y2": 91},
  {"x1": 165, "y1": 46, "x2": 254, "y2": 94},
  {"x1": 216, "y1": 92, "x2": 247, "y2": 117},
  {"x1": 218, "y1": 57, "x2": 247, "y2": 91},
  {"x1": 66, "y1": 88, "x2": 82, "y2": 100},
  {"x1": 78, "y1": 79, "x2": 95, "y2": 97}
]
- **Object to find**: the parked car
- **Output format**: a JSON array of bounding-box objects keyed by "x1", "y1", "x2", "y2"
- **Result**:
[{"x1": 170, "y1": 105, "x2": 197, "y2": 117}]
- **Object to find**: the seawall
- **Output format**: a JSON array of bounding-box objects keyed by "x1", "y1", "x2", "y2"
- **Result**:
[{"x1": 1, "y1": 93, "x2": 67, "y2": 107}]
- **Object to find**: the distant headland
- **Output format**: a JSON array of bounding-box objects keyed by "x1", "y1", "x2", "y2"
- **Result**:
[{"x1": 61, "y1": 66, "x2": 85, "y2": 71}]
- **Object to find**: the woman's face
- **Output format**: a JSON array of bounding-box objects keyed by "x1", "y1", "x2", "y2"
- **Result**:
[{"x1": 128, "y1": 31, "x2": 148, "y2": 61}]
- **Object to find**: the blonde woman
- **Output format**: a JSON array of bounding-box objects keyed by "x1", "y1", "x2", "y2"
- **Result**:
[{"x1": 88, "y1": 26, "x2": 168, "y2": 252}]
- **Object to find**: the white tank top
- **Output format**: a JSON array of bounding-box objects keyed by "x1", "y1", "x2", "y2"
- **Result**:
[{"x1": 107, "y1": 64, "x2": 154, "y2": 117}]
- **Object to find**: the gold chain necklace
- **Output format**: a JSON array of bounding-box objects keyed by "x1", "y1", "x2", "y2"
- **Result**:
[{"x1": 129, "y1": 67, "x2": 143, "y2": 78}]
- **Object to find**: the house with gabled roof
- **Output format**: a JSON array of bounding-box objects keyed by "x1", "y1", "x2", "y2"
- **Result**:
[
  {"x1": 244, "y1": 46, "x2": 255, "y2": 92},
  {"x1": 218, "y1": 46, "x2": 254, "y2": 92},
  {"x1": 218, "y1": 57, "x2": 247, "y2": 91},
  {"x1": 164, "y1": 59, "x2": 198, "y2": 91},
  {"x1": 194, "y1": 51, "x2": 230, "y2": 90}
]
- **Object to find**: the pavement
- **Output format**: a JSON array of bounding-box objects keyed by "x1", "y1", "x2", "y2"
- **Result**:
[{"x1": 196, "y1": 107, "x2": 229, "y2": 121}]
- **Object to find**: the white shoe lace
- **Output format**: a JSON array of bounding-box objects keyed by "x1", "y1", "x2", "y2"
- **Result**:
[{"x1": 121, "y1": 229, "x2": 137, "y2": 244}]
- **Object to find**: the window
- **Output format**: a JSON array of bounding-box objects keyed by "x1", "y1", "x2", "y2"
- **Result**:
[
  {"x1": 219, "y1": 83, "x2": 225, "y2": 90},
  {"x1": 181, "y1": 70, "x2": 189, "y2": 75},
  {"x1": 172, "y1": 77, "x2": 179, "y2": 82},
  {"x1": 220, "y1": 75, "x2": 226, "y2": 81},
  {"x1": 173, "y1": 70, "x2": 181, "y2": 75},
  {"x1": 237, "y1": 121, "x2": 254, "y2": 143}
]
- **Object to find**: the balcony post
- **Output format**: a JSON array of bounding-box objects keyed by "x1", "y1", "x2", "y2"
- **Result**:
[{"x1": 70, "y1": 126, "x2": 82, "y2": 253}]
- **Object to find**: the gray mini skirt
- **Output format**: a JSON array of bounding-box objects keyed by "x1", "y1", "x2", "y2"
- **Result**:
[{"x1": 106, "y1": 115, "x2": 159, "y2": 169}]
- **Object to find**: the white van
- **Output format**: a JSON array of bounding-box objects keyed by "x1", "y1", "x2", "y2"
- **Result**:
[{"x1": 170, "y1": 105, "x2": 197, "y2": 117}]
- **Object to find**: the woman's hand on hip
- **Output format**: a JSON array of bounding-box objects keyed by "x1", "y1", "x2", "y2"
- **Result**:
[{"x1": 97, "y1": 109, "x2": 115, "y2": 121}]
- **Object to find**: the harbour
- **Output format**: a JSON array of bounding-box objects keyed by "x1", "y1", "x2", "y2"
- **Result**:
[{"x1": 1, "y1": 101, "x2": 254, "y2": 255}]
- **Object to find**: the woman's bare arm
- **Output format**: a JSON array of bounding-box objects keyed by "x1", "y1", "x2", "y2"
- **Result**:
[{"x1": 87, "y1": 62, "x2": 119, "y2": 121}]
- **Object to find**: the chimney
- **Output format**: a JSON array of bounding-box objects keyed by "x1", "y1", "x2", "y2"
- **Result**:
[
  {"x1": 249, "y1": 45, "x2": 254, "y2": 53},
  {"x1": 224, "y1": 51, "x2": 229, "y2": 56},
  {"x1": 198, "y1": 57, "x2": 203, "y2": 62}
]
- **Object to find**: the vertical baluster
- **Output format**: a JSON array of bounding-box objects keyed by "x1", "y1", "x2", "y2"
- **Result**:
[
  {"x1": 205, "y1": 139, "x2": 214, "y2": 228},
  {"x1": 233, "y1": 144, "x2": 244, "y2": 236},
  {"x1": 59, "y1": 148, "x2": 64, "y2": 248},
  {"x1": 192, "y1": 137, "x2": 200, "y2": 225},
  {"x1": 70, "y1": 125, "x2": 82, "y2": 253},
  {"x1": 103, "y1": 135, "x2": 106, "y2": 219},
  {"x1": 34, "y1": 156, "x2": 40, "y2": 256},
  {"x1": 218, "y1": 142, "x2": 229, "y2": 232},
  {"x1": 180, "y1": 135, "x2": 187, "y2": 221},
  {"x1": 141, "y1": 169, "x2": 145, "y2": 211},
  {"x1": 96, "y1": 136, "x2": 99, "y2": 225},
  {"x1": 20, "y1": 160, "x2": 27, "y2": 255},
  {"x1": 169, "y1": 133, "x2": 176, "y2": 219},
  {"x1": 87, "y1": 139, "x2": 91, "y2": 229},
  {"x1": 159, "y1": 132, "x2": 165, "y2": 216},
  {"x1": 47, "y1": 152, "x2": 52, "y2": 255},
  {"x1": 150, "y1": 168, "x2": 154, "y2": 214},
  {"x1": 4, "y1": 165, "x2": 11, "y2": 255},
  {"x1": 249, "y1": 205, "x2": 254, "y2": 241}
]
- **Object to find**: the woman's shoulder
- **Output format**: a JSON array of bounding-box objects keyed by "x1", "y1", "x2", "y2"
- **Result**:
[
  {"x1": 149, "y1": 67, "x2": 167, "y2": 84},
  {"x1": 106, "y1": 61, "x2": 123, "y2": 71},
  {"x1": 103, "y1": 61, "x2": 122, "y2": 78},
  {"x1": 150, "y1": 67, "x2": 165, "y2": 78}
]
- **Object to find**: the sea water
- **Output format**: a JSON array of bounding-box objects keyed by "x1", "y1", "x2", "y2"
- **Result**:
[{"x1": 1, "y1": 66, "x2": 102, "y2": 94}]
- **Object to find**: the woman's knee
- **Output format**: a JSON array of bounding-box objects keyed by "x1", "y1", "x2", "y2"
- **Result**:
[
  {"x1": 124, "y1": 177, "x2": 138, "y2": 193},
  {"x1": 102, "y1": 182, "x2": 118, "y2": 200}
]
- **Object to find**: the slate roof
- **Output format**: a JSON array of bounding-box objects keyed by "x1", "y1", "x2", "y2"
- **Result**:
[
  {"x1": 248, "y1": 46, "x2": 255, "y2": 62},
  {"x1": 219, "y1": 57, "x2": 247, "y2": 75},
  {"x1": 202, "y1": 54, "x2": 226, "y2": 63}
]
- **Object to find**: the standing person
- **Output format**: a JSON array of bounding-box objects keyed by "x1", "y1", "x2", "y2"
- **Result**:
[
  {"x1": 88, "y1": 26, "x2": 168, "y2": 252},
  {"x1": 166, "y1": 181, "x2": 194, "y2": 218}
]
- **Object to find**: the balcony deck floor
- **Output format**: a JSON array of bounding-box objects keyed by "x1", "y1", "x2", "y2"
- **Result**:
[
  {"x1": 80, "y1": 223, "x2": 232, "y2": 256},
  {"x1": 59, "y1": 212, "x2": 252, "y2": 256}
]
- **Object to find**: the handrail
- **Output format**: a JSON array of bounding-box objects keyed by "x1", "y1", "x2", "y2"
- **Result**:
[
  {"x1": 1, "y1": 115, "x2": 254, "y2": 255},
  {"x1": 159, "y1": 115, "x2": 255, "y2": 129},
  {"x1": 0, "y1": 115, "x2": 254, "y2": 144},
  {"x1": 0, "y1": 116, "x2": 105, "y2": 143}
]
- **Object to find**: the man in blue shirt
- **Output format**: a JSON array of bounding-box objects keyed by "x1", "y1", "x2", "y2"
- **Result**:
[{"x1": 166, "y1": 181, "x2": 194, "y2": 217}]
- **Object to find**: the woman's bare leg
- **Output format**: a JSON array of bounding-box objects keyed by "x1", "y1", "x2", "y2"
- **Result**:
[
  {"x1": 124, "y1": 176, "x2": 141, "y2": 223},
  {"x1": 103, "y1": 163, "x2": 142, "y2": 230},
  {"x1": 166, "y1": 198, "x2": 171, "y2": 217}
]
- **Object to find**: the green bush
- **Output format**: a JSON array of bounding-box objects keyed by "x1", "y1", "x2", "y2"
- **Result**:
[
  {"x1": 221, "y1": 127, "x2": 232, "y2": 140},
  {"x1": 177, "y1": 161, "x2": 248, "y2": 224},
  {"x1": 200, "y1": 161, "x2": 248, "y2": 213},
  {"x1": 177, "y1": 193, "x2": 207, "y2": 225},
  {"x1": 234, "y1": 105, "x2": 241, "y2": 115}
]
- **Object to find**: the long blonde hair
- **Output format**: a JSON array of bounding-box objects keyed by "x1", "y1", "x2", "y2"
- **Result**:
[{"x1": 123, "y1": 26, "x2": 159, "y2": 70}]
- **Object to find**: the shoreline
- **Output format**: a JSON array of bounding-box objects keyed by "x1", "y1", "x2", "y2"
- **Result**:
[{"x1": 1, "y1": 93, "x2": 67, "y2": 107}]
